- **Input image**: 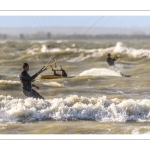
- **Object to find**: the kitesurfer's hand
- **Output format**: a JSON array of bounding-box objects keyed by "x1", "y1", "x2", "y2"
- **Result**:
[
  {"x1": 117, "y1": 54, "x2": 122, "y2": 59},
  {"x1": 35, "y1": 85, "x2": 39, "y2": 90}
]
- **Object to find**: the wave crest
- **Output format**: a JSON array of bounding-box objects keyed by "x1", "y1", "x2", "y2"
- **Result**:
[
  {"x1": 79, "y1": 68, "x2": 121, "y2": 77},
  {"x1": 0, "y1": 95, "x2": 150, "y2": 123}
]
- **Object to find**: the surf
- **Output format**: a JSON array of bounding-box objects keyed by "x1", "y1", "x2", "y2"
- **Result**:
[
  {"x1": 1, "y1": 95, "x2": 150, "y2": 123},
  {"x1": 79, "y1": 68, "x2": 121, "y2": 77}
]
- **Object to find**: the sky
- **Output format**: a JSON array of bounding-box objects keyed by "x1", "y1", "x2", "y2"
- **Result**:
[{"x1": 0, "y1": 16, "x2": 150, "y2": 28}]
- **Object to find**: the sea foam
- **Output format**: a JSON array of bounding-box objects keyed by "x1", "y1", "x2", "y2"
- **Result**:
[
  {"x1": 79, "y1": 68, "x2": 121, "y2": 77},
  {"x1": 0, "y1": 95, "x2": 150, "y2": 123},
  {"x1": 0, "y1": 80, "x2": 20, "y2": 85}
]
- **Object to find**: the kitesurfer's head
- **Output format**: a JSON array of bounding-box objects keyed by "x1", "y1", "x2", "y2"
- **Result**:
[
  {"x1": 107, "y1": 53, "x2": 111, "y2": 57},
  {"x1": 22, "y1": 63, "x2": 29, "y2": 71}
]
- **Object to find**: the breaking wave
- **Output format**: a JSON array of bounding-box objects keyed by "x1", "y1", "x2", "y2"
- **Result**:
[
  {"x1": 0, "y1": 80, "x2": 20, "y2": 85},
  {"x1": 0, "y1": 95, "x2": 150, "y2": 123},
  {"x1": 79, "y1": 68, "x2": 121, "y2": 77},
  {"x1": 43, "y1": 81, "x2": 63, "y2": 87},
  {"x1": 25, "y1": 42, "x2": 150, "y2": 62}
]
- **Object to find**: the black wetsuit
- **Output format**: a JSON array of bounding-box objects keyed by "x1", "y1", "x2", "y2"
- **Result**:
[
  {"x1": 107, "y1": 57, "x2": 118, "y2": 66},
  {"x1": 19, "y1": 70, "x2": 44, "y2": 99},
  {"x1": 61, "y1": 69, "x2": 67, "y2": 77}
]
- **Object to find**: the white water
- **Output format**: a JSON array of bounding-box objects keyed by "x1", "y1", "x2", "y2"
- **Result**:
[
  {"x1": 25, "y1": 42, "x2": 150, "y2": 60},
  {"x1": 79, "y1": 68, "x2": 121, "y2": 77},
  {"x1": 43, "y1": 81, "x2": 63, "y2": 87},
  {"x1": 0, "y1": 80, "x2": 20, "y2": 85},
  {"x1": 41, "y1": 44, "x2": 62, "y2": 53},
  {"x1": 0, "y1": 95, "x2": 150, "y2": 123}
]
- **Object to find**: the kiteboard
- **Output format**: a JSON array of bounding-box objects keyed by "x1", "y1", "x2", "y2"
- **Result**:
[
  {"x1": 120, "y1": 72, "x2": 131, "y2": 77},
  {"x1": 40, "y1": 75, "x2": 63, "y2": 79},
  {"x1": 40, "y1": 75, "x2": 76, "y2": 79}
]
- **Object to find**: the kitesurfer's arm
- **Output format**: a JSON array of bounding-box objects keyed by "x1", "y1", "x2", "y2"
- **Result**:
[
  {"x1": 21, "y1": 71, "x2": 39, "y2": 81},
  {"x1": 113, "y1": 54, "x2": 122, "y2": 61},
  {"x1": 113, "y1": 57, "x2": 118, "y2": 61}
]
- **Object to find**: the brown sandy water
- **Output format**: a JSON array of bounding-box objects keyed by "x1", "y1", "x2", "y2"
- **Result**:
[{"x1": 0, "y1": 39, "x2": 150, "y2": 134}]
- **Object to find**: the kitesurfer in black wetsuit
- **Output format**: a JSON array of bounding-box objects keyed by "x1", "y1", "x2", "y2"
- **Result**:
[
  {"x1": 52, "y1": 66, "x2": 67, "y2": 77},
  {"x1": 106, "y1": 53, "x2": 130, "y2": 77},
  {"x1": 107, "y1": 53, "x2": 120, "y2": 67},
  {"x1": 19, "y1": 63, "x2": 44, "y2": 99}
]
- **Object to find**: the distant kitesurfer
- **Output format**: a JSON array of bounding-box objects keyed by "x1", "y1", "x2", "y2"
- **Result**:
[
  {"x1": 52, "y1": 66, "x2": 67, "y2": 77},
  {"x1": 106, "y1": 53, "x2": 130, "y2": 77},
  {"x1": 19, "y1": 63, "x2": 44, "y2": 99},
  {"x1": 107, "y1": 53, "x2": 121, "y2": 67}
]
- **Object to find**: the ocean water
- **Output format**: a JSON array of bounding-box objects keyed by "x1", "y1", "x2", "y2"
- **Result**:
[{"x1": 1, "y1": 39, "x2": 150, "y2": 134}]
